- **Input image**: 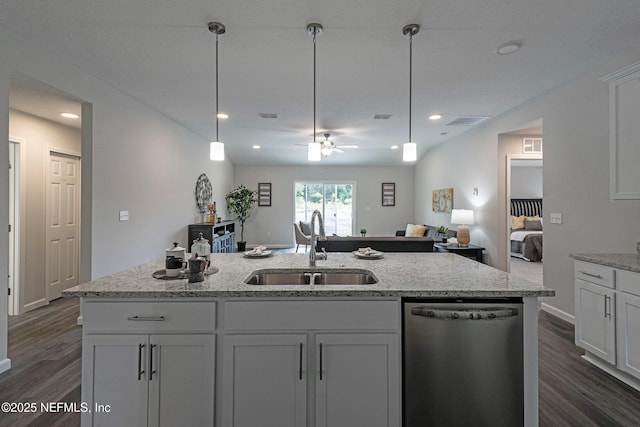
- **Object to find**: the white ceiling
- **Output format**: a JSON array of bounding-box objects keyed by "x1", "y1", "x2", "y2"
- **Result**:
[{"x1": 3, "y1": 0, "x2": 640, "y2": 166}]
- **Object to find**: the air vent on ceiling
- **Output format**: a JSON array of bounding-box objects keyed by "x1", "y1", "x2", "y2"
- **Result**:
[
  {"x1": 373, "y1": 114, "x2": 392, "y2": 120},
  {"x1": 445, "y1": 116, "x2": 491, "y2": 126},
  {"x1": 259, "y1": 112, "x2": 278, "y2": 119}
]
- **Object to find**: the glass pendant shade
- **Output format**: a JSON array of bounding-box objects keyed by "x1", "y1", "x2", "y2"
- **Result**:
[
  {"x1": 403, "y1": 142, "x2": 417, "y2": 162},
  {"x1": 308, "y1": 142, "x2": 321, "y2": 161},
  {"x1": 210, "y1": 141, "x2": 225, "y2": 161}
]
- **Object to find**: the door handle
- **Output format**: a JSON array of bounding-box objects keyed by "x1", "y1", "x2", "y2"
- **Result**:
[
  {"x1": 579, "y1": 271, "x2": 603, "y2": 280},
  {"x1": 319, "y1": 343, "x2": 324, "y2": 381},
  {"x1": 411, "y1": 307, "x2": 519, "y2": 320},
  {"x1": 299, "y1": 342, "x2": 303, "y2": 381},
  {"x1": 137, "y1": 343, "x2": 145, "y2": 380},
  {"x1": 127, "y1": 316, "x2": 166, "y2": 321},
  {"x1": 604, "y1": 295, "x2": 612, "y2": 319},
  {"x1": 149, "y1": 344, "x2": 157, "y2": 380}
]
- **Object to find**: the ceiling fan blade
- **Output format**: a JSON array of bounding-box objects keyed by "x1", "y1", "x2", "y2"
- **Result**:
[
  {"x1": 333, "y1": 148, "x2": 344, "y2": 153},
  {"x1": 336, "y1": 145, "x2": 359, "y2": 149}
]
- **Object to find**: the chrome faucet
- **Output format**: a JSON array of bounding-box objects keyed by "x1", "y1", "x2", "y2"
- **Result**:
[{"x1": 309, "y1": 209, "x2": 327, "y2": 267}]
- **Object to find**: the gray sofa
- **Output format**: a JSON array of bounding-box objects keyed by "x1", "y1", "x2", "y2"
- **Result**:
[
  {"x1": 395, "y1": 224, "x2": 457, "y2": 242},
  {"x1": 317, "y1": 236, "x2": 434, "y2": 252}
]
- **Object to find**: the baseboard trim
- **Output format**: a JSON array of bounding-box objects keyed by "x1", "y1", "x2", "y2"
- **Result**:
[
  {"x1": 582, "y1": 353, "x2": 640, "y2": 392},
  {"x1": 0, "y1": 357, "x2": 11, "y2": 374},
  {"x1": 76, "y1": 315, "x2": 83, "y2": 326},
  {"x1": 23, "y1": 298, "x2": 48, "y2": 312},
  {"x1": 540, "y1": 302, "x2": 574, "y2": 324}
]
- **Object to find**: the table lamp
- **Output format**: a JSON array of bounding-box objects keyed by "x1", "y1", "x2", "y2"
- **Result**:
[{"x1": 451, "y1": 209, "x2": 474, "y2": 247}]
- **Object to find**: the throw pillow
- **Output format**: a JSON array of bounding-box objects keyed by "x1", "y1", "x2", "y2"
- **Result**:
[
  {"x1": 299, "y1": 221, "x2": 312, "y2": 236},
  {"x1": 405, "y1": 223, "x2": 427, "y2": 237},
  {"x1": 510, "y1": 215, "x2": 525, "y2": 230},
  {"x1": 524, "y1": 219, "x2": 543, "y2": 231}
]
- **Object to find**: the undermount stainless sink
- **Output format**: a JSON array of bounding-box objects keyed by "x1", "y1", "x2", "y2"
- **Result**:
[{"x1": 245, "y1": 269, "x2": 378, "y2": 285}]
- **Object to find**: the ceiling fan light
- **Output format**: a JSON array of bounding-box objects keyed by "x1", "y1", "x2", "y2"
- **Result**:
[
  {"x1": 308, "y1": 142, "x2": 321, "y2": 161},
  {"x1": 210, "y1": 141, "x2": 225, "y2": 161},
  {"x1": 403, "y1": 142, "x2": 417, "y2": 162},
  {"x1": 320, "y1": 145, "x2": 333, "y2": 156}
]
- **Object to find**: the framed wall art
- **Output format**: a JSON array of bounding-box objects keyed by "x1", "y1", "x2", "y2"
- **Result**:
[
  {"x1": 258, "y1": 183, "x2": 272, "y2": 206},
  {"x1": 382, "y1": 183, "x2": 395, "y2": 206},
  {"x1": 432, "y1": 188, "x2": 454, "y2": 212}
]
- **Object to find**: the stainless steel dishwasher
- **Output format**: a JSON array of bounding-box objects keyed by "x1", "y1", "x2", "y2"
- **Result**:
[{"x1": 403, "y1": 298, "x2": 524, "y2": 427}]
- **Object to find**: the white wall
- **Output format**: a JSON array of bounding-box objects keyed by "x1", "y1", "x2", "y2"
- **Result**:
[
  {"x1": 0, "y1": 23, "x2": 235, "y2": 372},
  {"x1": 511, "y1": 167, "x2": 543, "y2": 198},
  {"x1": 415, "y1": 47, "x2": 640, "y2": 317},
  {"x1": 233, "y1": 165, "x2": 415, "y2": 247},
  {"x1": 9, "y1": 110, "x2": 81, "y2": 313}
]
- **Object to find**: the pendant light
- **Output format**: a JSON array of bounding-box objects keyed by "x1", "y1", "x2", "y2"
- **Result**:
[
  {"x1": 209, "y1": 21, "x2": 226, "y2": 161},
  {"x1": 307, "y1": 23, "x2": 323, "y2": 162},
  {"x1": 403, "y1": 24, "x2": 419, "y2": 162}
]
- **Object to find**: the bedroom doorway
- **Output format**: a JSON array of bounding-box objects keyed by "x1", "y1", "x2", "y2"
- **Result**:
[{"x1": 507, "y1": 156, "x2": 543, "y2": 285}]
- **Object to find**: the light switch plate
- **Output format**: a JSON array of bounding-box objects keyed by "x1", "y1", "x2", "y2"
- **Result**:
[
  {"x1": 549, "y1": 213, "x2": 562, "y2": 224},
  {"x1": 119, "y1": 210, "x2": 129, "y2": 221}
]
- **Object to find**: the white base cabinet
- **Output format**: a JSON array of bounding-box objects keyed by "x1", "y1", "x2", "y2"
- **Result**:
[{"x1": 574, "y1": 260, "x2": 640, "y2": 390}]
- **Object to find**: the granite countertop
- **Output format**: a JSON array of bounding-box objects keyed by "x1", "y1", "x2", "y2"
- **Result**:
[
  {"x1": 63, "y1": 252, "x2": 555, "y2": 298},
  {"x1": 570, "y1": 253, "x2": 640, "y2": 274}
]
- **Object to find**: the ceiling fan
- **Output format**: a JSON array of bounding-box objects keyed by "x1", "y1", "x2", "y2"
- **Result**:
[{"x1": 297, "y1": 133, "x2": 359, "y2": 156}]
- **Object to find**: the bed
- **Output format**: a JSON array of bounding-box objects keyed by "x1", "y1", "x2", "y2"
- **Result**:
[{"x1": 510, "y1": 198, "x2": 543, "y2": 262}]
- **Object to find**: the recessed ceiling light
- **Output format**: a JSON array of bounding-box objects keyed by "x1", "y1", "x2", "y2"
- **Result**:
[
  {"x1": 252, "y1": 145, "x2": 261, "y2": 150},
  {"x1": 496, "y1": 41, "x2": 522, "y2": 55},
  {"x1": 390, "y1": 145, "x2": 399, "y2": 150},
  {"x1": 217, "y1": 113, "x2": 229, "y2": 119},
  {"x1": 60, "y1": 112, "x2": 79, "y2": 119},
  {"x1": 429, "y1": 114, "x2": 442, "y2": 120}
]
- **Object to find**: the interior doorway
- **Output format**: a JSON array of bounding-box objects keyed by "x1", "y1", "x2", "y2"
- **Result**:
[{"x1": 8, "y1": 141, "x2": 20, "y2": 315}]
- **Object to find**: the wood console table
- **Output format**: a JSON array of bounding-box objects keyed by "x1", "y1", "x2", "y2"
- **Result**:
[
  {"x1": 188, "y1": 221, "x2": 236, "y2": 253},
  {"x1": 434, "y1": 243, "x2": 485, "y2": 263}
]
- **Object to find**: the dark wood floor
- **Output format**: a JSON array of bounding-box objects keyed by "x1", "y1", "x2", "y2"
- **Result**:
[{"x1": 0, "y1": 298, "x2": 639, "y2": 426}]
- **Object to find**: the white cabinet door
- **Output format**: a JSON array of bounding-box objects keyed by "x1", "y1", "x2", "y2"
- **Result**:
[
  {"x1": 82, "y1": 335, "x2": 150, "y2": 427},
  {"x1": 575, "y1": 279, "x2": 616, "y2": 363},
  {"x1": 148, "y1": 334, "x2": 215, "y2": 427},
  {"x1": 616, "y1": 292, "x2": 640, "y2": 379},
  {"x1": 222, "y1": 334, "x2": 307, "y2": 427},
  {"x1": 315, "y1": 333, "x2": 401, "y2": 427}
]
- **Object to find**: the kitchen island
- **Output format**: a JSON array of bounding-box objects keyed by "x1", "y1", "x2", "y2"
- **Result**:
[{"x1": 64, "y1": 252, "x2": 554, "y2": 427}]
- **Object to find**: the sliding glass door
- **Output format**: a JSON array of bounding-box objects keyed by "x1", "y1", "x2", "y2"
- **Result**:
[{"x1": 295, "y1": 182, "x2": 355, "y2": 236}]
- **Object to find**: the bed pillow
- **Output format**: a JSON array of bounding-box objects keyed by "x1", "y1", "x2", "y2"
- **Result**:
[
  {"x1": 405, "y1": 223, "x2": 427, "y2": 237},
  {"x1": 299, "y1": 221, "x2": 312, "y2": 236},
  {"x1": 510, "y1": 215, "x2": 525, "y2": 230},
  {"x1": 524, "y1": 219, "x2": 543, "y2": 231}
]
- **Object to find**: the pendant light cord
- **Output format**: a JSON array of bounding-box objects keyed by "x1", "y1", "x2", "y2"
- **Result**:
[
  {"x1": 215, "y1": 32, "x2": 219, "y2": 142},
  {"x1": 313, "y1": 32, "x2": 317, "y2": 143},
  {"x1": 409, "y1": 32, "x2": 413, "y2": 143}
]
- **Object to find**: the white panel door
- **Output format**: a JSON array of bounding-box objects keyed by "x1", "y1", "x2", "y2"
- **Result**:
[
  {"x1": 222, "y1": 334, "x2": 307, "y2": 427},
  {"x1": 617, "y1": 292, "x2": 640, "y2": 379},
  {"x1": 46, "y1": 152, "x2": 80, "y2": 300},
  {"x1": 575, "y1": 279, "x2": 616, "y2": 363},
  {"x1": 315, "y1": 333, "x2": 401, "y2": 427},
  {"x1": 148, "y1": 334, "x2": 216, "y2": 427}
]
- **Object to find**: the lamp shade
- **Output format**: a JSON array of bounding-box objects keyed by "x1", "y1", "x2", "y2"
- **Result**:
[
  {"x1": 403, "y1": 142, "x2": 417, "y2": 162},
  {"x1": 308, "y1": 142, "x2": 321, "y2": 161},
  {"x1": 451, "y1": 209, "x2": 474, "y2": 225},
  {"x1": 210, "y1": 141, "x2": 224, "y2": 161}
]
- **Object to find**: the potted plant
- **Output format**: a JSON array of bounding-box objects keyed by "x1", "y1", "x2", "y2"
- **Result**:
[
  {"x1": 225, "y1": 185, "x2": 257, "y2": 252},
  {"x1": 360, "y1": 228, "x2": 367, "y2": 237},
  {"x1": 436, "y1": 225, "x2": 449, "y2": 243}
]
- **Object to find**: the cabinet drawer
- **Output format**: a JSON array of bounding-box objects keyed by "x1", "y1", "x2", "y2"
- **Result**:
[
  {"x1": 616, "y1": 269, "x2": 640, "y2": 297},
  {"x1": 575, "y1": 261, "x2": 615, "y2": 288},
  {"x1": 83, "y1": 301, "x2": 216, "y2": 333},
  {"x1": 224, "y1": 299, "x2": 400, "y2": 331}
]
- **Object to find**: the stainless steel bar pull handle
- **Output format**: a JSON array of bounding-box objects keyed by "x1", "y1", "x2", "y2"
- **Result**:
[
  {"x1": 149, "y1": 344, "x2": 157, "y2": 380},
  {"x1": 127, "y1": 316, "x2": 166, "y2": 321},
  {"x1": 579, "y1": 271, "x2": 603, "y2": 280},
  {"x1": 319, "y1": 343, "x2": 324, "y2": 381},
  {"x1": 137, "y1": 343, "x2": 145, "y2": 380},
  {"x1": 411, "y1": 307, "x2": 519, "y2": 320},
  {"x1": 604, "y1": 295, "x2": 611, "y2": 318},
  {"x1": 299, "y1": 343, "x2": 303, "y2": 381}
]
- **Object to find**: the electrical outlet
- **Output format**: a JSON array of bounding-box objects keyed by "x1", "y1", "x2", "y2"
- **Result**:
[
  {"x1": 119, "y1": 210, "x2": 129, "y2": 221},
  {"x1": 549, "y1": 213, "x2": 562, "y2": 224}
]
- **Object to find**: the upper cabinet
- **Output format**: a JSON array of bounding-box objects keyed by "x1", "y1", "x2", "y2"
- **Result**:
[{"x1": 602, "y1": 61, "x2": 640, "y2": 200}]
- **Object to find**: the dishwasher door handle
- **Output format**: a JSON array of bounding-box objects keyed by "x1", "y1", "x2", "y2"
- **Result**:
[{"x1": 411, "y1": 307, "x2": 519, "y2": 320}]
